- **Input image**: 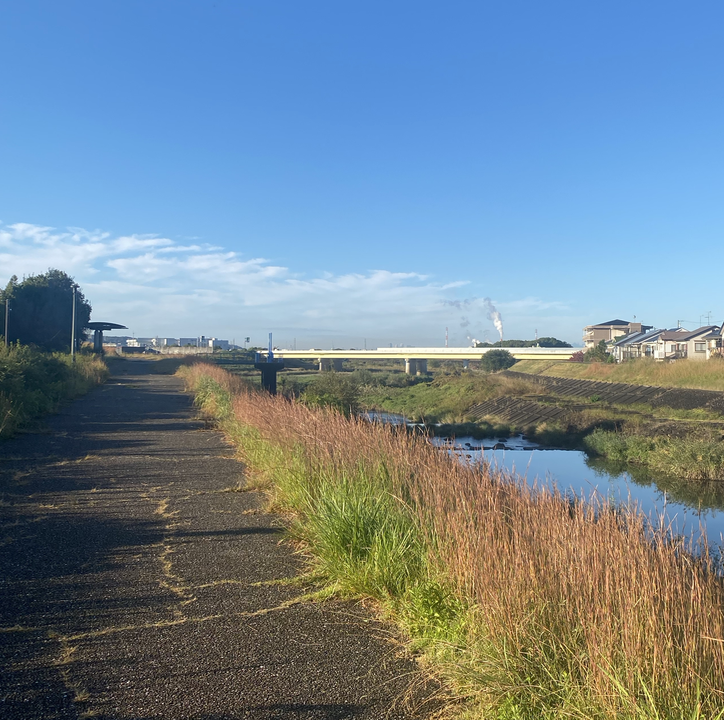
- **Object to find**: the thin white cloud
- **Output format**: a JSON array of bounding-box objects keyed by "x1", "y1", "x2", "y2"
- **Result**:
[
  {"x1": 0, "y1": 221, "x2": 577, "y2": 345},
  {"x1": 499, "y1": 297, "x2": 570, "y2": 313}
]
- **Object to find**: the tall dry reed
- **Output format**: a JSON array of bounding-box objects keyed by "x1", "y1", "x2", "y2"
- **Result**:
[
  {"x1": 182, "y1": 363, "x2": 724, "y2": 717},
  {"x1": 542, "y1": 356, "x2": 724, "y2": 392}
]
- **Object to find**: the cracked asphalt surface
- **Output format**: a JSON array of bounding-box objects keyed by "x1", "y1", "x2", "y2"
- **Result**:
[{"x1": 0, "y1": 362, "x2": 438, "y2": 719}]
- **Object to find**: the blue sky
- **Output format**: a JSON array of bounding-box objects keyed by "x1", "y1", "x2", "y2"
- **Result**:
[{"x1": 1, "y1": 1, "x2": 723, "y2": 347}]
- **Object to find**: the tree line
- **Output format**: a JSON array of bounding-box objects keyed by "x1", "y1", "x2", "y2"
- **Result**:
[
  {"x1": 474, "y1": 337, "x2": 572, "y2": 348},
  {"x1": 1, "y1": 269, "x2": 91, "y2": 352}
]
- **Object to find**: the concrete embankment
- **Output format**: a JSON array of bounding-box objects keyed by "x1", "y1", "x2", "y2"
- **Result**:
[
  {"x1": 0, "y1": 362, "x2": 436, "y2": 719},
  {"x1": 467, "y1": 371, "x2": 724, "y2": 432},
  {"x1": 502, "y1": 370, "x2": 724, "y2": 412}
]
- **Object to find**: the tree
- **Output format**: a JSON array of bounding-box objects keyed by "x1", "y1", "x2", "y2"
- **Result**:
[
  {"x1": 1, "y1": 270, "x2": 92, "y2": 352},
  {"x1": 480, "y1": 349, "x2": 517, "y2": 372},
  {"x1": 584, "y1": 340, "x2": 613, "y2": 363},
  {"x1": 537, "y1": 337, "x2": 572, "y2": 348}
]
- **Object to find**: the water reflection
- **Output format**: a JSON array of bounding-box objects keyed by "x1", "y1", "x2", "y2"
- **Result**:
[
  {"x1": 433, "y1": 435, "x2": 724, "y2": 548},
  {"x1": 364, "y1": 410, "x2": 724, "y2": 546}
]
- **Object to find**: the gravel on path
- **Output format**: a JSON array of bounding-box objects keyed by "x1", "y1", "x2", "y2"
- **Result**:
[{"x1": 0, "y1": 362, "x2": 439, "y2": 720}]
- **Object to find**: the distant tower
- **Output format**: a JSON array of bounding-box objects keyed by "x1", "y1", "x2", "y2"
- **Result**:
[{"x1": 445, "y1": 327, "x2": 448, "y2": 348}]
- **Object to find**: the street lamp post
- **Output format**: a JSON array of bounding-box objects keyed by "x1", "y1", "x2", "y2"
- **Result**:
[{"x1": 70, "y1": 285, "x2": 77, "y2": 362}]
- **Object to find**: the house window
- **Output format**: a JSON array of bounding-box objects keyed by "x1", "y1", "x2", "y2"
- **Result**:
[
  {"x1": 695, "y1": 343, "x2": 705, "y2": 352},
  {"x1": 670, "y1": 345, "x2": 676, "y2": 352}
]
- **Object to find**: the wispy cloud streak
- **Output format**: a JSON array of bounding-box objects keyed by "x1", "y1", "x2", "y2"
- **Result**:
[{"x1": 0, "y1": 222, "x2": 573, "y2": 346}]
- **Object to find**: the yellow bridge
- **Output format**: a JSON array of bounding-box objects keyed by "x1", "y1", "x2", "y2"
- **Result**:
[{"x1": 261, "y1": 346, "x2": 575, "y2": 374}]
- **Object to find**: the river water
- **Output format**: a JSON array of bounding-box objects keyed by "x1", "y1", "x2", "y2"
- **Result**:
[{"x1": 365, "y1": 412, "x2": 724, "y2": 547}]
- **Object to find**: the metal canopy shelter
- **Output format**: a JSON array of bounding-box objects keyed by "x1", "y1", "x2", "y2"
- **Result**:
[{"x1": 87, "y1": 322, "x2": 127, "y2": 352}]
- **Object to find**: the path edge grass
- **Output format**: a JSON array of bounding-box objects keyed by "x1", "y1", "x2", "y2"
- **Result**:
[
  {"x1": 0, "y1": 344, "x2": 109, "y2": 438},
  {"x1": 180, "y1": 362, "x2": 724, "y2": 720}
]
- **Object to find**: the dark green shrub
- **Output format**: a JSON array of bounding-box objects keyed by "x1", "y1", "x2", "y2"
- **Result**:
[
  {"x1": 585, "y1": 340, "x2": 614, "y2": 363},
  {"x1": 302, "y1": 373, "x2": 361, "y2": 414},
  {"x1": 480, "y1": 349, "x2": 517, "y2": 372},
  {"x1": 0, "y1": 344, "x2": 107, "y2": 437}
]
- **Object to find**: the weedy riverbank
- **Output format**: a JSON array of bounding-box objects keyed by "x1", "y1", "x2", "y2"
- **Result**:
[
  {"x1": 180, "y1": 362, "x2": 724, "y2": 720},
  {"x1": 363, "y1": 368, "x2": 724, "y2": 476},
  {"x1": 514, "y1": 357, "x2": 724, "y2": 391},
  {"x1": 362, "y1": 371, "x2": 544, "y2": 424},
  {"x1": 583, "y1": 428, "x2": 724, "y2": 481},
  {"x1": 0, "y1": 344, "x2": 108, "y2": 438}
]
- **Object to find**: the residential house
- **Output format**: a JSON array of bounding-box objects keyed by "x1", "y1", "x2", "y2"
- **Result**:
[
  {"x1": 583, "y1": 319, "x2": 652, "y2": 349},
  {"x1": 704, "y1": 323, "x2": 724, "y2": 359},
  {"x1": 611, "y1": 328, "x2": 667, "y2": 362},
  {"x1": 653, "y1": 326, "x2": 719, "y2": 361}
]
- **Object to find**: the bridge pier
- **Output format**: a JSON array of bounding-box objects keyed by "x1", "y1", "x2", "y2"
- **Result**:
[
  {"x1": 254, "y1": 358, "x2": 285, "y2": 394},
  {"x1": 318, "y1": 358, "x2": 344, "y2": 372},
  {"x1": 405, "y1": 358, "x2": 428, "y2": 375}
]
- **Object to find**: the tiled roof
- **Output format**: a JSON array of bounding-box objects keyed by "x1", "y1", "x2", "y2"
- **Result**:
[
  {"x1": 659, "y1": 326, "x2": 718, "y2": 342},
  {"x1": 590, "y1": 319, "x2": 631, "y2": 327},
  {"x1": 614, "y1": 328, "x2": 665, "y2": 347}
]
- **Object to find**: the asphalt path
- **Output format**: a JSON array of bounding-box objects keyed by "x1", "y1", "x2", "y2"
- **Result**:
[{"x1": 0, "y1": 362, "x2": 438, "y2": 719}]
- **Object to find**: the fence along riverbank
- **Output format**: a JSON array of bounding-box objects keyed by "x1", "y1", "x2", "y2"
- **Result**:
[{"x1": 181, "y1": 362, "x2": 724, "y2": 719}]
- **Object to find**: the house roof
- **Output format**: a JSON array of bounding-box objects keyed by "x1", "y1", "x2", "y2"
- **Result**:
[
  {"x1": 636, "y1": 328, "x2": 666, "y2": 343},
  {"x1": 613, "y1": 328, "x2": 665, "y2": 347},
  {"x1": 659, "y1": 326, "x2": 719, "y2": 342},
  {"x1": 613, "y1": 331, "x2": 646, "y2": 347},
  {"x1": 590, "y1": 319, "x2": 631, "y2": 328}
]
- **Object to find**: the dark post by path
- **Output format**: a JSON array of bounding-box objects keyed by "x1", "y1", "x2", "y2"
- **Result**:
[{"x1": 0, "y1": 359, "x2": 437, "y2": 719}]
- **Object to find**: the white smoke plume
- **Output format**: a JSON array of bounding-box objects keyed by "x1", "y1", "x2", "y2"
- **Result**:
[
  {"x1": 483, "y1": 297, "x2": 504, "y2": 341},
  {"x1": 443, "y1": 296, "x2": 503, "y2": 343}
]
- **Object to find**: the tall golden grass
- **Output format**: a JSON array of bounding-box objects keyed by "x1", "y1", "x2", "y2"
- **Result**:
[
  {"x1": 520, "y1": 357, "x2": 724, "y2": 392},
  {"x1": 182, "y1": 363, "x2": 724, "y2": 718}
]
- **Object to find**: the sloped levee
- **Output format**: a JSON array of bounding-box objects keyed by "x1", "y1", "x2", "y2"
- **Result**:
[{"x1": 502, "y1": 370, "x2": 724, "y2": 412}]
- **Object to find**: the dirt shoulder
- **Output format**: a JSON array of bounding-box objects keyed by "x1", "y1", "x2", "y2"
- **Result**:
[{"x1": 0, "y1": 361, "x2": 438, "y2": 719}]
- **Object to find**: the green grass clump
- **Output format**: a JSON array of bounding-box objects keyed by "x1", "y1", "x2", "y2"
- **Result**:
[
  {"x1": 0, "y1": 344, "x2": 108, "y2": 437},
  {"x1": 362, "y1": 372, "x2": 542, "y2": 423},
  {"x1": 584, "y1": 428, "x2": 724, "y2": 480},
  {"x1": 180, "y1": 362, "x2": 724, "y2": 719}
]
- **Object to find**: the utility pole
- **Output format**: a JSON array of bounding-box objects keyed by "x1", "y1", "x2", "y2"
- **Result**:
[
  {"x1": 70, "y1": 285, "x2": 77, "y2": 362},
  {"x1": 3, "y1": 297, "x2": 8, "y2": 348}
]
